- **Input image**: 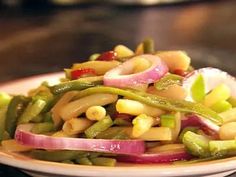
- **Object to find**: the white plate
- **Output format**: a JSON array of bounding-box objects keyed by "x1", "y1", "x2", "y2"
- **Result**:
[{"x1": 0, "y1": 72, "x2": 236, "y2": 177}]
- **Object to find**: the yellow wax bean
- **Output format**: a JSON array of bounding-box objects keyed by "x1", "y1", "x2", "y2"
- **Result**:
[
  {"x1": 77, "y1": 76, "x2": 103, "y2": 83},
  {"x1": 114, "y1": 45, "x2": 134, "y2": 58},
  {"x1": 131, "y1": 127, "x2": 173, "y2": 141},
  {"x1": 1, "y1": 139, "x2": 33, "y2": 152},
  {"x1": 135, "y1": 43, "x2": 144, "y2": 55},
  {"x1": 148, "y1": 144, "x2": 185, "y2": 153},
  {"x1": 219, "y1": 107, "x2": 236, "y2": 123},
  {"x1": 116, "y1": 99, "x2": 165, "y2": 117},
  {"x1": 156, "y1": 51, "x2": 191, "y2": 71},
  {"x1": 132, "y1": 114, "x2": 154, "y2": 138},
  {"x1": 60, "y1": 93, "x2": 118, "y2": 121},
  {"x1": 72, "y1": 60, "x2": 120, "y2": 75},
  {"x1": 63, "y1": 118, "x2": 93, "y2": 135},
  {"x1": 86, "y1": 106, "x2": 106, "y2": 121},
  {"x1": 108, "y1": 127, "x2": 172, "y2": 141},
  {"x1": 171, "y1": 112, "x2": 181, "y2": 141},
  {"x1": 204, "y1": 84, "x2": 231, "y2": 107},
  {"x1": 51, "y1": 91, "x2": 78, "y2": 127}
]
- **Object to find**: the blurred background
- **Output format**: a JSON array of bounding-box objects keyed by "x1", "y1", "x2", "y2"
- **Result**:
[{"x1": 0, "y1": 0, "x2": 235, "y2": 83}]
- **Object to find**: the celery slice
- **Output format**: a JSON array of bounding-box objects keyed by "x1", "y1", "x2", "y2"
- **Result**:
[{"x1": 190, "y1": 74, "x2": 205, "y2": 102}]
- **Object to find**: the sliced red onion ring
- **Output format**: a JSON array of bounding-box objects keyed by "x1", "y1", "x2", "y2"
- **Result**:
[
  {"x1": 183, "y1": 67, "x2": 236, "y2": 101},
  {"x1": 103, "y1": 54, "x2": 168, "y2": 88},
  {"x1": 116, "y1": 150, "x2": 192, "y2": 164},
  {"x1": 15, "y1": 124, "x2": 145, "y2": 155},
  {"x1": 182, "y1": 114, "x2": 220, "y2": 133}
]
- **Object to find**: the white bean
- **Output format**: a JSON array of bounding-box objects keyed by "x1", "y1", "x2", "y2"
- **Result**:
[{"x1": 219, "y1": 122, "x2": 236, "y2": 140}]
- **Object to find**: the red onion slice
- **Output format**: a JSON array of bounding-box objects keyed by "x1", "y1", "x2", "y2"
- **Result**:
[
  {"x1": 182, "y1": 114, "x2": 220, "y2": 134},
  {"x1": 15, "y1": 124, "x2": 145, "y2": 155},
  {"x1": 183, "y1": 67, "x2": 236, "y2": 101},
  {"x1": 103, "y1": 54, "x2": 168, "y2": 88},
  {"x1": 116, "y1": 150, "x2": 192, "y2": 164}
]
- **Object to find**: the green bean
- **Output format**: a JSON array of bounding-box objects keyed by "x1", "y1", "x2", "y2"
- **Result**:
[
  {"x1": 209, "y1": 140, "x2": 236, "y2": 157},
  {"x1": 75, "y1": 157, "x2": 92, "y2": 165},
  {"x1": 64, "y1": 69, "x2": 72, "y2": 79},
  {"x1": 75, "y1": 86, "x2": 222, "y2": 125},
  {"x1": 114, "y1": 118, "x2": 132, "y2": 126},
  {"x1": 0, "y1": 107, "x2": 7, "y2": 142},
  {"x1": 17, "y1": 99, "x2": 46, "y2": 124},
  {"x1": 5, "y1": 96, "x2": 30, "y2": 137},
  {"x1": 30, "y1": 150, "x2": 86, "y2": 162},
  {"x1": 178, "y1": 126, "x2": 198, "y2": 143},
  {"x1": 154, "y1": 74, "x2": 183, "y2": 91},
  {"x1": 50, "y1": 80, "x2": 98, "y2": 95},
  {"x1": 143, "y1": 38, "x2": 155, "y2": 54},
  {"x1": 33, "y1": 93, "x2": 54, "y2": 113},
  {"x1": 30, "y1": 112, "x2": 53, "y2": 123},
  {"x1": 31, "y1": 122, "x2": 55, "y2": 134},
  {"x1": 89, "y1": 53, "x2": 100, "y2": 61},
  {"x1": 183, "y1": 131, "x2": 210, "y2": 158},
  {"x1": 96, "y1": 127, "x2": 129, "y2": 140},
  {"x1": 2, "y1": 131, "x2": 10, "y2": 140},
  {"x1": 85, "y1": 115, "x2": 113, "y2": 138},
  {"x1": 173, "y1": 156, "x2": 219, "y2": 164},
  {"x1": 30, "y1": 115, "x2": 44, "y2": 123},
  {"x1": 89, "y1": 152, "x2": 101, "y2": 159},
  {"x1": 61, "y1": 160, "x2": 74, "y2": 164},
  {"x1": 90, "y1": 157, "x2": 116, "y2": 166},
  {"x1": 43, "y1": 112, "x2": 53, "y2": 122}
]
